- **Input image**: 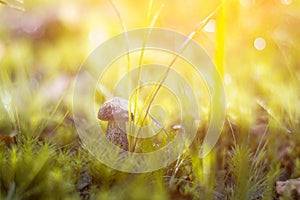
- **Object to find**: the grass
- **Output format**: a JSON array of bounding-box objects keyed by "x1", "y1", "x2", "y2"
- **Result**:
[{"x1": 1, "y1": 0, "x2": 300, "y2": 199}]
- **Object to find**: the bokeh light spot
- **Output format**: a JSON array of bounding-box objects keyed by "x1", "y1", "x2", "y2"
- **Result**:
[{"x1": 254, "y1": 37, "x2": 266, "y2": 51}]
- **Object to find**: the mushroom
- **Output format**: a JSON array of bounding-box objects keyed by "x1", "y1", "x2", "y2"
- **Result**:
[{"x1": 98, "y1": 97, "x2": 133, "y2": 151}]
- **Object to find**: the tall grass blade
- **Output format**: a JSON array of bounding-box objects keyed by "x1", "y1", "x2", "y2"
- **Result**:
[
  {"x1": 134, "y1": 0, "x2": 166, "y2": 122},
  {"x1": 132, "y1": 6, "x2": 221, "y2": 151},
  {"x1": 108, "y1": 0, "x2": 131, "y2": 96},
  {"x1": 215, "y1": 1, "x2": 225, "y2": 77}
]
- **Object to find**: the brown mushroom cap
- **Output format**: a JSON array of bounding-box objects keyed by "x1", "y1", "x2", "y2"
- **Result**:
[{"x1": 98, "y1": 97, "x2": 133, "y2": 122}]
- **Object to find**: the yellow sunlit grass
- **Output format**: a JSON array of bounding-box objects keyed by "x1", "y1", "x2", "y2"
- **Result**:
[{"x1": 0, "y1": 0, "x2": 300, "y2": 199}]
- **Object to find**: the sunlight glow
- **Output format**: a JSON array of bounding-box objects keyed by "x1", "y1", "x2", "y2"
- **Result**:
[
  {"x1": 240, "y1": 0, "x2": 255, "y2": 8},
  {"x1": 204, "y1": 20, "x2": 216, "y2": 33},
  {"x1": 1, "y1": 90, "x2": 12, "y2": 115},
  {"x1": 254, "y1": 37, "x2": 266, "y2": 51},
  {"x1": 89, "y1": 27, "x2": 107, "y2": 47},
  {"x1": 224, "y1": 73, "x2": 232, "y2": 85},
  {"x1": 59, "y1": 3, "x2": 80, "y2": 24},
  {"x1": 281, "y1": 0, "x2": 292, "y2": 5}
]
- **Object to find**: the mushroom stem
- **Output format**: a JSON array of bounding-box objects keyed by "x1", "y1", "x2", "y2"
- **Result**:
[
  {"x1": 106, "y1": 121, "x2": 129, "y2": 151},
  {"x1": 98, "y1": 97, "x2": 132, "y2": 151}
]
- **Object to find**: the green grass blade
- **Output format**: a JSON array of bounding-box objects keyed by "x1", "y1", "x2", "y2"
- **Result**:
[
  {"x1": 132, "y1": 6, "x2": 221, "y2": 151},
  {"x1": 134, "y1": 0, "x2": 166, "y2": 122},
  {"x1": 215, "y1": 1, "x2": 225, "y2": 77}
]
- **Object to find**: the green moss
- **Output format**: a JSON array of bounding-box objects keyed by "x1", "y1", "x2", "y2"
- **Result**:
[{"x1": 0, "y1": 135, "x2": 83, "y2": 199}]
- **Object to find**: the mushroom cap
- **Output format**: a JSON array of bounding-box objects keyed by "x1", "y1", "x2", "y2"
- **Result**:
[{"x1": 98, "y1": 97, "x2": 133, "y2": 122}]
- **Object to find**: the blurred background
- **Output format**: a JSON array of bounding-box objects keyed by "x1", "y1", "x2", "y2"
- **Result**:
[
  {"x1": 0, "y1": 1, "x2": 300, "y2": 199},
  {"x1": 0, "y1": 0, "x2": 299, "y2": 140}
]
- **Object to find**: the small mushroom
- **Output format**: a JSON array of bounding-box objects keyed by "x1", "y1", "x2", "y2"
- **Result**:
[{"x1": 98, "y1": 97, "x2": 133, "y2": 151}]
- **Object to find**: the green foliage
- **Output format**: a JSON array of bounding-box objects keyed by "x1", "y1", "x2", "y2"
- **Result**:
[
  {"x1": 262, "y1": 165, "x2": 280, "y2": 200},
  {"x1": 227, "y1": 142, "x2": 281, "y2": 200},
  {"x1": 92, "y1": 172, "x2": 168, "y2": 200},
  {"x1": 191, "y1": 147, "x2": 216, "y2": 199},
  {"x1": 292, "y1": 159, "x2": 300, "y2": 178},
  {"x1": 228, "y1": 145, "x2": 252, "y2": 200},
  {"x1": 0, "y1": 135, "x2": 83, "y2": 199},
  {"x1": 0, "y1": 0, "x2": 300, "y2": 199}
]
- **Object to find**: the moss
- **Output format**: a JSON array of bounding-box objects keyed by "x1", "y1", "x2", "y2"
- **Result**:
[{"x1": 0, "y1": 135, "x2": 83, "y2": 199}]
